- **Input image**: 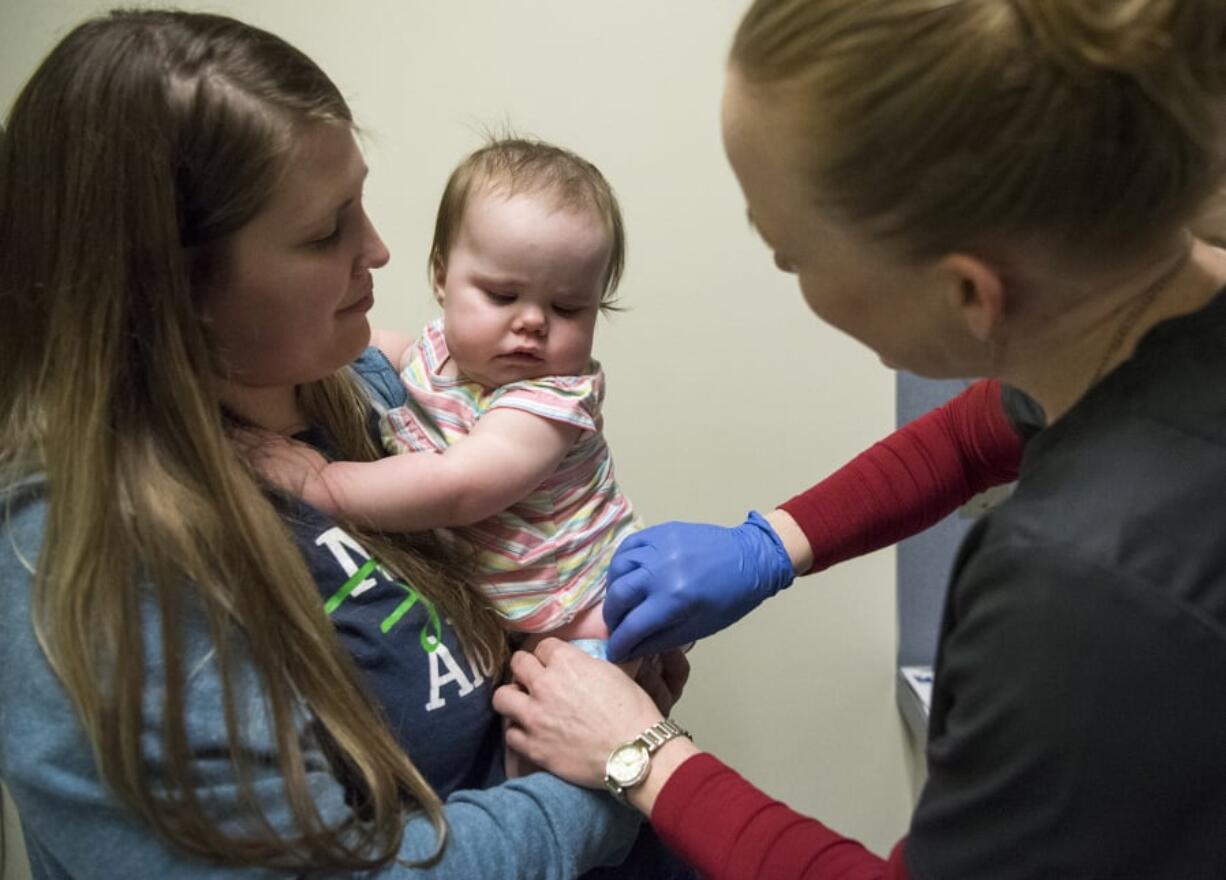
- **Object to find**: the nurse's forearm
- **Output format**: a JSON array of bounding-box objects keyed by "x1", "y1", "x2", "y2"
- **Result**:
[
  {"x1": 777, "y1": 378, "x2": 1021, "y2": 576},
  {"x1": 764, "y1": 507, "x2": 814, "y2": 575},
  {"x1": 625, "y1": 737, "x2": 703, "y2": 817}
]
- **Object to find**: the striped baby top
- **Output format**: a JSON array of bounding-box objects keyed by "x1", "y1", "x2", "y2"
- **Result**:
[{"x1": 383, "y1": 319, "x2": 642, "y2": 633}]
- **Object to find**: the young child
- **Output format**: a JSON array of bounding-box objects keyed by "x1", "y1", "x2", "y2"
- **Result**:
[{"x1": 294, "y1": 138, "x2": 639, "y2": 654}]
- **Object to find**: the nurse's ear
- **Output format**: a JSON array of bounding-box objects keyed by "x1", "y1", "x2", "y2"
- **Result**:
[{"x1": 939, "y1": 253, "x2": 1005, "y2": 343}]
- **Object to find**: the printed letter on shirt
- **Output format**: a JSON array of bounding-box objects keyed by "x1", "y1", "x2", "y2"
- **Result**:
[{"x1": 425, "y1": 641, "x2": 476, "y2": 711}]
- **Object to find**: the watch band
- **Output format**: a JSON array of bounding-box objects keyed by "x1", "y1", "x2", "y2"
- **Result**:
[{"x1": 639, "y1": 718, "x2": 690, "y2": 754}]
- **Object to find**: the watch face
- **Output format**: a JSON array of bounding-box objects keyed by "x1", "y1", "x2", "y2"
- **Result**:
[{"x1": 608, "y1": 742, "x2": 650, "y2": 786}]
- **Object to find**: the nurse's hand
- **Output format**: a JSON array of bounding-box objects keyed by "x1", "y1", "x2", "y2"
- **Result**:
[
  {"x1": 494, "y1": 639, "x2": 671, "y2": 789},
  {"x1": 603, "y1": 512, "x2": 795, "y2": 662}
]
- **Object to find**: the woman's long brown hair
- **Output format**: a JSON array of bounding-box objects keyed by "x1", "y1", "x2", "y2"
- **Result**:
[{"x1": 0, "y1": 9, "x2": 506, "y2": 871}]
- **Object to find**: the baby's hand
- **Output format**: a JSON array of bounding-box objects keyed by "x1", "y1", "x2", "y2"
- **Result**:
[{"x1": 634, "y1": 650, "x2": 690, "y2": 717}]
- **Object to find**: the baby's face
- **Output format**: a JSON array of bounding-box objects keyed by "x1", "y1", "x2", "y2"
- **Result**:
[{"x1": 435, "y1": 190, "x2": 611, "y2": 388}]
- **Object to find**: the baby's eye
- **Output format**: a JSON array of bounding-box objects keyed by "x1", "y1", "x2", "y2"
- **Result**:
[
  {"x1": 552, "y1": 303, "x2": 586, "y2": 316},
  {"x1": 484, "y1": 290, "x2": 516, "y2": 305}
]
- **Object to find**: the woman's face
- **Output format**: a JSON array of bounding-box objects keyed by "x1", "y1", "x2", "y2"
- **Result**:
[
  {"x1": 720, "y1": 70, "x2": 969, "y2": 377},
  {"x1": 200, "y1": 122, "x2": 389, "y2": 391}
]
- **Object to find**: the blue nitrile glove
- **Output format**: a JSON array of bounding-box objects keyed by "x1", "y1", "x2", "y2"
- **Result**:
[{"x1": 603, "y1": 511, "x2": 795, "y2": 662}]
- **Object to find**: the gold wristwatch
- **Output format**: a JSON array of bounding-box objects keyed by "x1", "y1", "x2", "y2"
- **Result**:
[{"x1": 603, "y1": 718, "x2": 691, "y2": 803}]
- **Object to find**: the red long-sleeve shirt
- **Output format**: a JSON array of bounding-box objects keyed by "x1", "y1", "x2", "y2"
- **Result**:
[
  {"x1": 783, "y1": 378, "x2": 1024, "y2": 576},
  {"x1": 651, "y1": 379, "x2": 1025, "y2": 879},
  {"x1": 654, "y1": 754, "x2": 910, "y2": 879}
]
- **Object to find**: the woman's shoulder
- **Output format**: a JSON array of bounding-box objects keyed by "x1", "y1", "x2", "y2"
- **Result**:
[
  {"x1": 349, "y1": 345, "x2": 409, "y2": 411},
  {"x1": 0, "y1": 475, "x2": 48, "y2": 591}
]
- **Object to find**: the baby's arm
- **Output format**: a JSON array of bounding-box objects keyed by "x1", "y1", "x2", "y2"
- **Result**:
[
  {"x1": 312, "y1": 408, "x2": 581, "y2": 531},
  {"x1": 369, "y1": 327, "x2": 418, "y2": 371}
]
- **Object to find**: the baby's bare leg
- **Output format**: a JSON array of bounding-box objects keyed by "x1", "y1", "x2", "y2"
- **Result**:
[
  {"x1": 522, "y1": 602, "x2": 640, "y2": 674},
  {"x1": 504, "y1": 603, "x2": 640, "y2": 778},
  {"x1": 530, "y1": 601, "x2": 605, "y2": 639}
]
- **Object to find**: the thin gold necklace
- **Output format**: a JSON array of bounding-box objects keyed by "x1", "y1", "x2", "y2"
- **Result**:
[{"x1": 1087, "y1": 241, "x2": 1193, "y2": 387}]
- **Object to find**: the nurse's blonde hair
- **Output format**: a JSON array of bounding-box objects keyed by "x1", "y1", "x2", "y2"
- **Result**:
[{"x1": 730, "y1": 0, "x2": 1226, "y2": 267}]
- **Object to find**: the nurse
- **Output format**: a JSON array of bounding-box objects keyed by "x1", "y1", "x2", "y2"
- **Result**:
[{"x1": 496, "y1": 0, "x2": 1226, "y2": 876}]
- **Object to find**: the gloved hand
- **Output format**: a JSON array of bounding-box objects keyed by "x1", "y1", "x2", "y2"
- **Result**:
[{"x1": 603, "y1": 511, "x2": 795, "y2": 662}]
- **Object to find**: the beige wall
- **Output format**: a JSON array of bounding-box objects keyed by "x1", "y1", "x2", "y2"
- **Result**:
[{"x1": 0, "y1": 1, "x2": 914, "y2": 872}]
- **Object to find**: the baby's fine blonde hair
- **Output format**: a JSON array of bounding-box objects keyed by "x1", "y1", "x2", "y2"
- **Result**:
[
  {"x1": 730, "y1": 0, "x2": 1226, "y2": 268},
  {"x1": 428, "y1": 137, "x2": 626, "y2": 308}
]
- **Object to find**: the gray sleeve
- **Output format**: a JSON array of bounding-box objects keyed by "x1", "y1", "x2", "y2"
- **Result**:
[
  {"x1": 7, "y1": 707, "x2": 635, "y2": 880},
  {"x1": 906, "y1": 543, "x2": 1226, "y2": 878},
  {"x1": 389, "y1": 778, "x2": 638, "y2": 879},
  {"x1": 0, "y1": 495, "x2": 638, "y2": 879}
]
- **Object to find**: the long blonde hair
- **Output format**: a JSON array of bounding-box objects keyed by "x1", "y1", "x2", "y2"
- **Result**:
[
  {"x1": 730, "y1": 0, "x2": 1226, "y2": 267},
  {"x1": 0, "y1": 9, "x2": 505, "y2": 870}
]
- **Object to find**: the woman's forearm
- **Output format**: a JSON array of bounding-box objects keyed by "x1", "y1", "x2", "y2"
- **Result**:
[
  {"x1": 624, "y1": 737, "x2": 703, "y2": 816},
  {"x1": 648, "y1": 752, "x2": 911, "y2": 880}
]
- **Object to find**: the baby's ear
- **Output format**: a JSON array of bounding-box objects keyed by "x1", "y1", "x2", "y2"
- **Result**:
[{"x1": 430, "y1": 256, "x2": 448, "y2": 305}]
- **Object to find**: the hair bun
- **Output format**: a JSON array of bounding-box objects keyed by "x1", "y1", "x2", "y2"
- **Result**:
[{"x1": 1014, "y1": 0, "x2": 1226, "y2": 93}]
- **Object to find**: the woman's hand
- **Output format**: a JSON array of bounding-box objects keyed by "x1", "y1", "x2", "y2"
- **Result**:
[{"x1": 494, "y1": 639, "x2": 667, "y2": 789}]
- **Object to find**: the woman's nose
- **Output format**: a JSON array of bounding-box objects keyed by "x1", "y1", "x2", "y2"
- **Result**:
[{"x1": 358, "y1": 211, "x2": 391, "y2": 271}]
